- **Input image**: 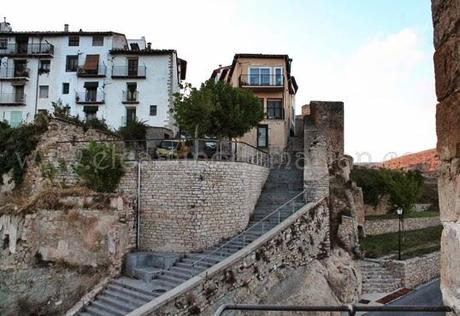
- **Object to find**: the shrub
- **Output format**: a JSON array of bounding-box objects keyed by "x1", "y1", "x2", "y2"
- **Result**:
[
  {"x1": 0, "y1": 118, "x2": 48, "y2": 185},
  {"x1": 351, "y1": 166, "x2": 424, "y2": 213},
  {"x1": 73, "y1": 142, "x2": 125, "y2": 192},
  {"x1": 380, "y1": 168, "x2": 424, "y2": 213},
  {"x1": 52, "y1": 100, "x2": 113, "y2": 134},
  {"x1": 350, "y1": 167, "x2": 386, "y2": 206},
  {"x1": 118, "y1": 118, "x2": 148, "y2": 147}
]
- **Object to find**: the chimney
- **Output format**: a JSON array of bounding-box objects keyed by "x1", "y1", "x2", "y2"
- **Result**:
[
  {"x1": 147, "y1": 42, "x2": 152, "y2": 50},
  {"x1": 64, "y1": 24, "x2": 69, "y2": 32}
]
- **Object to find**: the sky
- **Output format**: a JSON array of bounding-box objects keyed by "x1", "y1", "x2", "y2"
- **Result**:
[{"x1": 2, "y1": 0, "x2": 437, "y2": 162}]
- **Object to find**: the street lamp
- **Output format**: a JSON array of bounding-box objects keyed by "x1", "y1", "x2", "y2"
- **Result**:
[{"x1": 397, "y1": 208, "x2": 403, "y2": 260}]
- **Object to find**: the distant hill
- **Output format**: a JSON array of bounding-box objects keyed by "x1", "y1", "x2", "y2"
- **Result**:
[{"x1": 381, "y1": 149, "x2": 440, "y2": 173}]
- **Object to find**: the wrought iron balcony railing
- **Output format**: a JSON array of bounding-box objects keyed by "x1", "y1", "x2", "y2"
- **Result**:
[
  {"x1": 239, "y1": 74, "x2": 284, "y2": 87},
  {"x1": 111, "y1": 66, "x2": 147, "y2": 78},
  {"x1": 0, "y1": 93, "x2": 26, "y2": 105},
  {"x1": 122, "y1": 90, "x2": 139, "y2": 104},
  {"x1": 75, "y1": 91, "x2": 105, "y2": 104},
  {"x1": 77, "y1": 64, "x2": 107, "y2": 77},
  {"x1": 0, "y1": 67, "x2": 30, "y2": 79},
  {"x1": 0, "y1": 43, "x2": 54, "y2": 56}
]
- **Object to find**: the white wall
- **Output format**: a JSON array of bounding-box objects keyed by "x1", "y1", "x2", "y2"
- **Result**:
[{"x1": 0, "y1": 34, "x2": 181, "y2": 131}]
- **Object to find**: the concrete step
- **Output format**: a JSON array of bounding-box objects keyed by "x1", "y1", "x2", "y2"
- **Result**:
[
  {"x1": 86, "y1": 300, "x2": 126, "y2": 316},
  {"x1": 104, "y1": 288, "x2": 151, "y2": 306},
  {"x1": 96, "y1": 294, "x2": 141, "y2": 312},
  {"x1": 154, "y1": 277, "x2": 180, "y2": 290},
  {"x1": 112, "y1": 278, "x2": 156, "y2": 297},
  {"x1": 159, "y1": 272, "x2": 189, "y2": 284},
  {"x1": 106, "y1": 284, "x2": 155, "y2": 303}
]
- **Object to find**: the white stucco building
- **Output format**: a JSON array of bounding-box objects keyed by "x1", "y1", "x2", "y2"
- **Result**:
[{"x1": 0, "y1": 21, "x2": 186, "y2": 135}]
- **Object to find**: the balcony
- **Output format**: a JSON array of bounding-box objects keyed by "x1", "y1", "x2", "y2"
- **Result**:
[
  {"x1": 0, "y1": 93, "x2": 26, "y2": 105},
  {"x1": 0, "y1": 67, "x2": 30, "y2": 80},
  {"x1": 112, "y1": 66, "x2": 146, "y2": 79},
  {"x1": 239, "y1": 74, "x2": 284, "y2": 90},
  {"x1": 77, "y1": 64, "x2": 107, "y2": 77},
  {"x1": 122, "y1": 90, "x2": 139, "y2": 104},
  {"x1": 0, "y1": 43, "x2": 54, "y2": 57},
  {"x1": 75, "y1": 91, "x2": 105, "y2": 104}
]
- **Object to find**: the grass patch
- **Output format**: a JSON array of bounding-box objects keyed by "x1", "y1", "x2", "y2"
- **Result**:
[
  {"x1": 361, "y1": 225, "x2": 442, "y2": 259},
  {"x1": 366, "y1": 210, "x2": 439, "y2": 221}
]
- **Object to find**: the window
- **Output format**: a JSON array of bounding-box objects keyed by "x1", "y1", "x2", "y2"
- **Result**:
[
  {"x1": 126, "y1": 83, "x2": 137, "y2": 101},
  {"x1": 66, "y1": 55, "x2": 78, "y2": 72},
  {"x1": 14, "y1": 60, "x2": 27, "y2": 77},
  {"x1": 130, "y1": 43, "x2": 140, "y2": 51},
  {"x1": 267, "y1": 99, "x2": 283, "y2": 119},
  {"x1": 83, "y1": 106, "x2": 98, "y2": 121},
  {"x1": 62, "y1": 83, "x2": 70, "y2": 94},
  {"x1": 68, "y1": 36, "x2": 79, "y2": 46},
  {"x1": 39, "y1": 85, "x2": 49, "y2": 98},
  {"x1": 10, "y1": 111, "x2": 22, "y2": 128},
  {"x1": 0, "y1": 38, "x2": 7, "y2": 49},
  {"x1": 257, "y1": 125, "x2": 268, "y2": 148},
  {"x1": 128, "y1": 58, "x2": 139, "y2": 76},
  {"x1": 40, "y1": 60, "x2": 51, "y2": 72},
  {"x1": 126, "y1": 108, "x2": 136, "y2": 124},
  {"x1": 150, "y1": 105, "x2": 157, "y2": 116},
  {"x1": 248, "y1": 67, "x2": 284, "y2": 86},
  {"x1": 92, "y1": 36, "x2": 104, "y2": 46}
]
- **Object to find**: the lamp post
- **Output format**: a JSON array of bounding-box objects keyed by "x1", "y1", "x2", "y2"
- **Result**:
[{"x1": 397, "y1": 208, "x2": 403, "y2": 260}]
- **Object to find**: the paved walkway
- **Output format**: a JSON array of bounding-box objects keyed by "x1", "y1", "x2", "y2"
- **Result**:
[{"x1": 365, "y1": 279, "x2": 446, "y2": 316}]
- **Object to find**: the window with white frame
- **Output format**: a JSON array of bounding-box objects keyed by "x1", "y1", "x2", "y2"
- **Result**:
[
  {"x1": 39, "y1": 85, "x2": 49, "y2": 98},
  {"x1": 248, "y1": 66, "x2": 283, "y2": 86}
]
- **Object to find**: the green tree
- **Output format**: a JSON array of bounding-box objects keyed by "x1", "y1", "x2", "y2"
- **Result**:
[
  {"x1": 172, "y1": 80, "x2": 264, "y2": 139},
  {"x1": 379, "y1": 169, "x2": 424, "y2": 213},
  {"x1": 73, "y1": 142, "x2": 125, "y2": 193}
]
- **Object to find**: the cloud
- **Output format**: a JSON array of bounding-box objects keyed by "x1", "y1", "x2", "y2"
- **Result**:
[{"x1": 296, "y1": 28, "x2": 436, "y2": 162}]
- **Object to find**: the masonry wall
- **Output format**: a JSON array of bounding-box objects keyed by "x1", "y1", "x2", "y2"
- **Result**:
[
  {"x1": 431, "y1": 0, "x2": 460, "y2": 312},
  {"x1": 136, "y1": 160, "x2": 269, "y2": 252},
  {"x1": 127, "y1": 200, "x2": 338, "y2": 316},
  {"x1": 365, "y1": 217, "x2": 441, "y2": 235},
  {"x1": 385, "y1": 252, "x2": 440, "y2": 289},
  {"x1": 0, "y1": 193, "x2": 135, "y2": 315},
  {"x1": 18, "y1": 117, "x2": 120, "y2": 195}
]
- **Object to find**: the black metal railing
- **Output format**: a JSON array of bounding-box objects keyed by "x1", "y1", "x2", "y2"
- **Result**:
[
  {"x1": 112, "y1": 66, "x2": 147, "y2": 78},
  {"x1": 0, "y1": 67, "x2": 30, "y2": 79},
  {"x1": 0, "y1": 43, "x2": 54, "y2": 56},
  {"x1": 239, "y1": 74, "x2": 284, "y2": 87},
  {"x1": 75, "y1": 90, "x2": 105, "y2": 104},
  {"x1": 214, "y1": 304, "x2": 452, "y2": 316},
  {"x1": 77, "y1": 64, "x2": 107, "y2": 77},
  {"x1": 122, "y1": 90, "x2": 139, "y2": 103},
  {"x1": 0, "y1": 93, "x2": 26, "y2": 105}
]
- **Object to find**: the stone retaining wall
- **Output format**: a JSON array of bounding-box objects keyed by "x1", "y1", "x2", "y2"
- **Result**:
[
  {"x1": 386, "y1": 252, "x2": 441, "y2": 289},
  {"x1": 135, "y1": 160, "x2": 269, "y2": 252},
  {"x1": 126, "y1": 199, "x2": 334, "y2": 316},
  {"x1": 365, "y1": 217, "x2": 441, "y2": 235}
]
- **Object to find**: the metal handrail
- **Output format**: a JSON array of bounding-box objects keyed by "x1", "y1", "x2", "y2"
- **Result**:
[
  {"x1": 189, "y1": 190, "x2": 306, "y2": 277},
  {"x1": 214, "y1": 304, "x2": 452, "y2": 316}
]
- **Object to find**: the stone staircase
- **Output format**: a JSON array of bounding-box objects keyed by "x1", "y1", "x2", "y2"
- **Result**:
[
  {"x1": 360, "y1": 260, "x2": 402, "y2": 294},
  {"x1": 76, "y1": 151, "x2": 305, "y2": 316}
]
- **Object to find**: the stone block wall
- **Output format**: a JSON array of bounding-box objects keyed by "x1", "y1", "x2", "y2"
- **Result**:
[
  {"x1": 303, "y1": 102, "x2": 345, "y2": 203},
  {"x1": 385, "y1": 252, "x2": 441, "y2": 289},
  {"x1": 135, "y1": 160, "x2": 269, "y2": 252},
  {"x1": 20, "y1": 118, "x2": 120, "y2": 195},
  {"x1": 365, "y1": 217, "x2": 441, "y2": 235},
  {"x1": 0, "y1": 193, "x2": 135, "y2": 315},
  {"x1": 128, "y1": 199, "x2": 346, "y2": 316},
  {"x1": 431, "y1": 0, "x2": 460, "y2": 312}
]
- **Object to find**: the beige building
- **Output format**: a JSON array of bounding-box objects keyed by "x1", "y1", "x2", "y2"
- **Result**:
[{"x1": 211, "y1": 54, "x2": 298, "y2": 153}]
